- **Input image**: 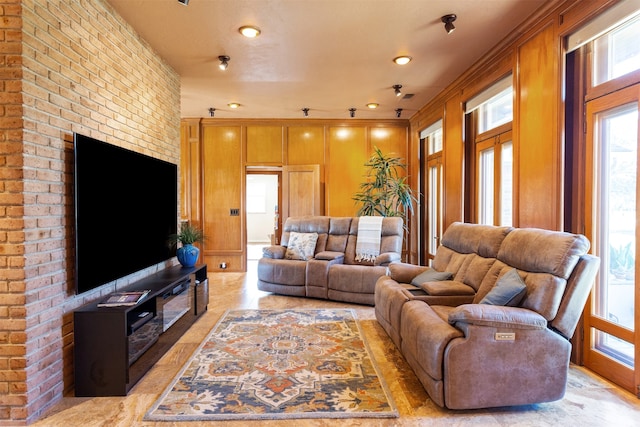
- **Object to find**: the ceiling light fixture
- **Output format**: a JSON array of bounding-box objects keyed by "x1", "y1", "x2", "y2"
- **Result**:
[
  {"x1": 367, "y1": 103, "x2": 379, "y2": 109},
  {"x1": 393, "y1": 56, "x2": 412, "y2": 65},
  {"x1": 349, "y1": 108, "x2": 356, "y2": 118},
  {"x1": 393, "y1": 84, "x2": 403, "y2": 97},
  {"x1": 177, "y1": 0, "x2": 189, "y2": 5},
  {"x1": 208, "y1": 107, "x2": 215, "y2": 117},
  {"x1": 218, "y1": 55, "x2": 230, "y2": 70},
  {"x1": 239, "y1": 26, "x2": 261, "y2": 38},
  {"x1": 228, "y1": 102, "x2": 240, "y2": 109},
  {"x1": 441, "y1": 14, "x2": 457, "y2": 34},
  {"x1": 302, "y1": 108, "x2": 309, "y2": 117},
  {"x1": 395, "y1": 108, "x2": 403, "y2": 118}
]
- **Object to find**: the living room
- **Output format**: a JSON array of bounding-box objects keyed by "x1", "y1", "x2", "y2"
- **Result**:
[{"x1": 2, "y1": 0, "x2": 640, "y2": 425}]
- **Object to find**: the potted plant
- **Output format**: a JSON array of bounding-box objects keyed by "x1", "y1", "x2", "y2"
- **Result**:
[
  {"x1": 168, "y1": 222, "x2": 204, "y2": 268},
  {"x1": 352, "y1": 146, "x2": 417, "y2": 228}
]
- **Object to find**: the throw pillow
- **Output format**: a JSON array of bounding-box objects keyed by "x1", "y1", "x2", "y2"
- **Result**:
[
  {"x1": 411, "y1": 269, "x2": 453, "y2": 287},
  {"x1": 479, "y1": 268, "x2": 527, "y2": 306},
  {"x1": 285, "y1": 232, "x2": 319, "y2": 260}
]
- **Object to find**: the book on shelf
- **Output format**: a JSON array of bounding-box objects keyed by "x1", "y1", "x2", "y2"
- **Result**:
[{"x1": 98, "y1": 290, "x2": 151, "y2": 307}]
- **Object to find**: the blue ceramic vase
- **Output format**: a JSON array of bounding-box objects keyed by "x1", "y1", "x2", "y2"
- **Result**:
[{"x1": 176, "y1": 244, "x2": 199, "y2": 268}]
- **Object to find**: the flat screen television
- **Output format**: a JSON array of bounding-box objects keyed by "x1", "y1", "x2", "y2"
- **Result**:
[{"x1": 73, "y1": 133, "x2": 178, "y2": 294}]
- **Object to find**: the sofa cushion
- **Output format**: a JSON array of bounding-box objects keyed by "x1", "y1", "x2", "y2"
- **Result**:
[
  {"x1": 411, "y1": 269, "x2": 453, "y2": 286},
  {"x1": 448, "y1": 304, "x2": 548, "y2": 329},
  {"x1": 479, "y1": 268, "x2": 527, "y2": 306},
  {"x1": 314, "y1": 251, "x2": 345, "y2": 261},
  {"x1": 420, "y1": 280, "x2": 476, "y2": 296},
  {"x1": 262, "y1": 245, "x2": 286, "y2": 259},
  {"x1": 497, "y1": 227, "x2": 590, "y2": 279},
  {"x1": 285, "y1": 232, "x2": 319, "y2": 260}
]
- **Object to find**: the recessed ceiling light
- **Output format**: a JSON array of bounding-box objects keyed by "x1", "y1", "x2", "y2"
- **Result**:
[
  {"x1": 239, "y1": 26, "x2": 261, "y2": 38},
  {"x1": 393, "y1": 56, "x2": 412, "y2": 65},
  {"x1": 366, "y1": 103, "x2": 379, "y2": 109},
  {"x1": 228, "y1": 102, "x2": 240, "y2": 109}
]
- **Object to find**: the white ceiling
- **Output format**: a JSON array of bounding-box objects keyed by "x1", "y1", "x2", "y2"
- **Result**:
[{"x1": 106, "y1": 0, "x2": 550, "y2": 120}]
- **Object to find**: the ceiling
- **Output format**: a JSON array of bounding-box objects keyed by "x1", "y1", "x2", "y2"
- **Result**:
[{"x1": 106, "y1": 0, "x2": 550, "y2": 120}]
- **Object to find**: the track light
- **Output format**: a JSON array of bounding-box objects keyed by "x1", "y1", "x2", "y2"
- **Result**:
[
  {"x1": 441, "y1": 14, "x2": 456, "y2": 34},
  {"x1": 395, "y1": 108, "x2": 403, "y2": 118},
  {"x1": 177, "y1": 0, "x2": 189, "y2": 5},
  {"x1": 393, "y1": 84, "x2": 402, "y2": 97},
  {"x1": 349, "y1": 108, "x2": 356, "y2": 118},
  {"x1": 218, "y1": 55, "x2": 230, "y2": 70},
  {"x1": 208, "y1": 107, "x2": 215, "y2": 117},
  {"x1": 302, "y1": 108, "x2": 309, "y2": 117}
]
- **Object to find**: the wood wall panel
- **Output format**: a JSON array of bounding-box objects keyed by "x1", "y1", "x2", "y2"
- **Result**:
[
  {"x1": 516, "y1": 23, "x2": 559, "y2": 229},
  {"x1": 370, "y1": 127, "x2": 407, "y2": 160},
  {"x1": 443, "y1": 93, "x2": 465, "y2": 229},
  {"x1": 246, "y1": 125, "x2": 283, "y2": 165},
  {"x1": 327, "y1": 127, "x2": 367, "y2": 216},
  {"x1": 201, "y1": 125, "x2": 244, "y2": 270},
  {"x1": 179, "y1": 119, "x2": 201, "y2": 225},
  {"x1": 287, "y1": 126, "x2": 325, "y2": 165}
]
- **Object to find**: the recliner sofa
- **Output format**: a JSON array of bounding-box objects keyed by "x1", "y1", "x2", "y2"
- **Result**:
[
  {"x1": 257, "y1": 215, "x2": 403, "y2": 305},
  {"x1": 374, "y1": 222, "x2": 600, "y2": 409}
]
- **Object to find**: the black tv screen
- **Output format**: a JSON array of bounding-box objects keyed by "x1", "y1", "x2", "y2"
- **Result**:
[{"x1": 73, "y1": 133, "x2": 178, "y2": 294}]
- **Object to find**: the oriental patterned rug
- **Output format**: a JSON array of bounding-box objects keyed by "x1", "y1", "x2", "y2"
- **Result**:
[{"x1": 144, "y1": 309, "x2": 398, "y2": 421}]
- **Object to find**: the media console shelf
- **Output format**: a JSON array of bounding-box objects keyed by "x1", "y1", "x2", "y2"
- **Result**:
[{"x1": 74, "y1": 264, "x2": 208, "y2": 396}]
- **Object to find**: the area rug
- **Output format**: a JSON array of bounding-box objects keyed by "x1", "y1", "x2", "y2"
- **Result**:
[{"x1": 145, "y1": 309, "x2": 398, "y2": 421}]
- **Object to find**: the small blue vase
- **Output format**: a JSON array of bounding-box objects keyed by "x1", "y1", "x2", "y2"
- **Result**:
[{"x1": 176, "y1": 244, "x2": 199, "y2": 268}]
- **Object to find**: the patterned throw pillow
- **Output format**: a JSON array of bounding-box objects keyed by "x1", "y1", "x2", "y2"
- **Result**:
[{"x1": 285, "y1": 232, "x2": 319, "y2": 260}]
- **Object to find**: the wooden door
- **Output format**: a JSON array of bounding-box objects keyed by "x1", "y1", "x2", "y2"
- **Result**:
[{"x1": 281, "y1": 164, "x2": 321, "y2": 222}]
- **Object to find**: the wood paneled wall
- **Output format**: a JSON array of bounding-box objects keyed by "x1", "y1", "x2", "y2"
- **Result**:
[
  {"x1": 408, "y1": 0, "x2": 618, "y2": 252},
  {"x1": 182, "y1": 119, "x2": 409, "y2": 271}
]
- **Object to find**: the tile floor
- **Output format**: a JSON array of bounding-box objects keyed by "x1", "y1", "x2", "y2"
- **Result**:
[{"x1": 33, "y1": 261, "x2": 640, "y2": 426}]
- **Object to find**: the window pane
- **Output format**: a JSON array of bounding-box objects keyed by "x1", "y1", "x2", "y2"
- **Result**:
[
  {"x1": 478, "y1": 87, "x2": 513, "y2": 133},
  {"x1": 479, "y1": 148, "x2": 495, "y2": 225},
  {"x1": 427, "y1": 164, "x2": 440, "y2": 256},
  {"x1": 500, "y1": 141, "x2": 513, "y2": 226},
  {"x1": 597, "y1": 103, "x2": 637, "y2": 331},
  {"x1": 594, "y1": 16, "x2": 640, "y2": 85},
  {"x1": 593, "y1": 329, "x2": 634, "y2": 368},
  {"x1": 427, "y1": 128, "x2": 443, "y2": 155}
]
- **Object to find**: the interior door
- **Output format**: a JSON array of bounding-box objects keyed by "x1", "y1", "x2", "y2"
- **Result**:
[
  {"x1": 282, "y1": 164, "x2": 321, "y2": 223},
  {"x1": 583, "y1": 83, "x2": 640, "y2": 394}
]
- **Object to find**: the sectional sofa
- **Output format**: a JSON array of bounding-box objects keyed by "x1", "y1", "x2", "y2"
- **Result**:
[
  {"x1": 257, "y1": 215, "x2": 403, "y2": 305},
  {"x1": 374, "y1": 222, "x2": 600, "y2": 409}
]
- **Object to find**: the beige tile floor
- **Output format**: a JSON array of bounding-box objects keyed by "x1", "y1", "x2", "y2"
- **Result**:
[{"x1": 34, "y1": 261, "x2": 640, "y2": 426}]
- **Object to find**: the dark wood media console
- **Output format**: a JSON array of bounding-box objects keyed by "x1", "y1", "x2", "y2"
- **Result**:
[{"x1": 73, "y1": 264, "x2": 208, "y2": 396}]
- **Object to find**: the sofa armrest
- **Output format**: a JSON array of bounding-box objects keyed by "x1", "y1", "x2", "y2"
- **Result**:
[
  {"x1": 448, "y1": 304, "x2": 547, "y2": 330},
  {"x1": 262, "y1": 245, "x2": 286, "y2": 259},
  {"x1": 315, "y1": 251, "x2": 345, "y2": 262},
  {"x1": 387, "y1": 262, "x2": 431, "y2": 282},
  {"x1": 374, "y1": 252, "x2": 401, "y2": 266}
]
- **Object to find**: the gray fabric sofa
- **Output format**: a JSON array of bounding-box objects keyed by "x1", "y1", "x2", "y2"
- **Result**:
[
  {"x1": 257, "y1": 215, "x2": 403, "y2": 305},
  {"x1": 374, "y1": 222, "x2": 600, "y2": 409}
]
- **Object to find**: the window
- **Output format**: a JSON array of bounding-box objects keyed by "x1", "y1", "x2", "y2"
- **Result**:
[
  {"x1": 419, "y1": 120, "x2": 444, "y2": 265},
  {"x1": 593, "y1": 15, "x2": 640, "y2": 86},
  {"x1": 466, "y1": 76, "x2": 514, "y2": 226}
]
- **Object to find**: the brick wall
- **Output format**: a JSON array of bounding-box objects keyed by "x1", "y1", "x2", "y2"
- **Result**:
[{"x1": 0, "y1": 0, "x2": 181, "y2": 424}]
